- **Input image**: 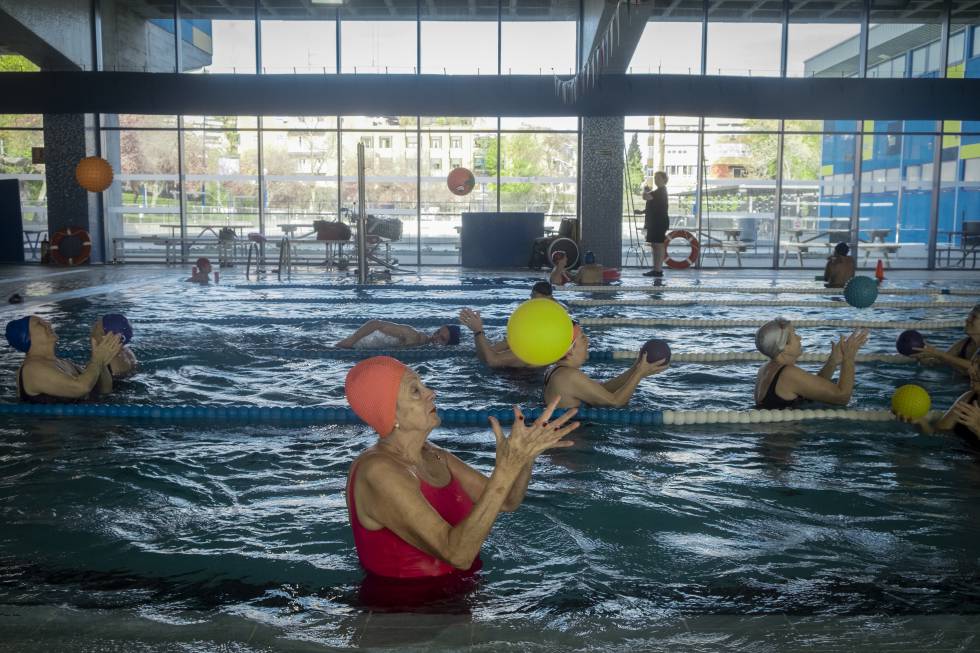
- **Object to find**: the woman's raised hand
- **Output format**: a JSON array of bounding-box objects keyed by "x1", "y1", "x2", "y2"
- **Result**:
[
  {"x1": 636, "y1": 353, "x2": 669, "y2": 377},
  {"x1": 489, "y1": 396, "x2": 579, "y2": 471},
  {"x1": 828, "y1": 337, "x2": 844, "y2": 365},
  {"x1": 952, "y1": 401, "x2": 980, "y2": 435},
  {"x1": 459, "y1": 308, "x2": 484, "y2": 333},
  {"x1": 840, "y1": 329, "x2": 869, "y2": 359},
  {"x1": 91, "y1": 333, "x2": 122, "y2": 365}
]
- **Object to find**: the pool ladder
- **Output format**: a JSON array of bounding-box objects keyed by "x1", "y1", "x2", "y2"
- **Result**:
[
  {"x1": 245, "y1": 241, "x2": 265, "y2": 281},
  {"x1": 277, "y1": 236, "x2": 293, "y2": 281}
]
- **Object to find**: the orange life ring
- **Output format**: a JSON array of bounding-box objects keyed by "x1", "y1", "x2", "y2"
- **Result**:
[
  {"x1": 49, "y1": 227, "x2": 92, "y2": 266},
  {"x1": 664, "y1": 230, "x2": 699, "y2": 269}
]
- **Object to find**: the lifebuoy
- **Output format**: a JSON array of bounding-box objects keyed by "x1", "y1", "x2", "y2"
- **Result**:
[
  {"x1": 49, "y1": 227, "x2": 92, "y2": 266},
  {"x1": 664, "y1": 230, "x2": 699, "y2": 269}
]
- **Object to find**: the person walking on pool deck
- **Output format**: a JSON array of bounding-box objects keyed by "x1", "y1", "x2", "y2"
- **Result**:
[
  {"x1": 911, "y1": 304, "x2": 980, "y2": 376},
  {"x1": 345, "y1": 356, "x2": 579, "y2": 578},
  {"x1": 754, "y1": 318, "x2": 869, "y2": 409},
  {"x1": 5, "y1": 315, "x2": 122, "y2": 403},
  {"x1": 640, "y1": 172, "x2": 670, "y2": 278},
  {"x1": 543, "y1": 325, "x2": 668, "y2": 409},
  {"x1": 823, "y1": 242, "x2": 856, "y2": 288},
  {"x1": 337, "y1": 321, "x2": 461, "y2": 349}
]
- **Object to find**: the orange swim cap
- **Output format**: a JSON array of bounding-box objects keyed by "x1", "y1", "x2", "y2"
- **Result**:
[{"x1": 345, "y1": 356, "x2": 408, "y2": 437}]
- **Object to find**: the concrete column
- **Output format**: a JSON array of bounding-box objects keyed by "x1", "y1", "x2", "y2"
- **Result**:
[
  {"x1": 43, "y1": 113, "x2": 103, "y2": 263},
  {"x1": 579, "y1": 116, "x2": 624, "y2": 268}
]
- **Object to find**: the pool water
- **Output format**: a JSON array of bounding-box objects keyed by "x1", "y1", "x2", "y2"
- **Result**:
[{"x1": 2, "y1": 266, "x2": 980, "y2": 651}]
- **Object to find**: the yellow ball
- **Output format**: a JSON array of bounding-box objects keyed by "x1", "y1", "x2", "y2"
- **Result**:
[
  {"x1": 506, "y1": 298, "x2": 574, "y2": 366},
  {"x1": 75, "y1": 156, "x2": 114, "y2": 192},
  {"x1": 891, "y1": 384, "x2": 931, "y2": 420}
]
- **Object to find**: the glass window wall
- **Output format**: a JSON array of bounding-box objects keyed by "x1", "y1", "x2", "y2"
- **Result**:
[
  {"x1": 706, "y1": 0, "x2": 782, "y2": 77},
  {"x1": 0, "y1": 114, "x2": 46, "y2": 259},
  {"x1": 259, "y1": 4, "x2": 337, "y2": 74}
]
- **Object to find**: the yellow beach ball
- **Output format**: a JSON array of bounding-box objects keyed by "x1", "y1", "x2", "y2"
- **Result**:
[
  {"x1": 891, "y1": 384, "x2": 931, "y2": 421},
  {"x1": 506, "y1": 298, "x2": 574, "y2": 366}
]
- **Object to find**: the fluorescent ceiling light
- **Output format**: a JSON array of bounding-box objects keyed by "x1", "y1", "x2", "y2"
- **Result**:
[{"x1": 311, "y1": 0, "x2": 345, "y2": 4}]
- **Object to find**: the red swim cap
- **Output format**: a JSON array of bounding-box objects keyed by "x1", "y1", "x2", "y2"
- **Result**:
[{"x1": 345, "y1": 356, "x2": 408, "y2": 437}]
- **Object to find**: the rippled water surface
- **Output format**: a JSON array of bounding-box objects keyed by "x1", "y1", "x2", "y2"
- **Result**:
[{"x1": 2, "y1": 266, "x2": 980, "y2": 651}]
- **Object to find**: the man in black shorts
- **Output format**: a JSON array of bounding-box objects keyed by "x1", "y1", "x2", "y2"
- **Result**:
[{"x1": 642, "y1": 171, "x2": 670, "y2": 277}]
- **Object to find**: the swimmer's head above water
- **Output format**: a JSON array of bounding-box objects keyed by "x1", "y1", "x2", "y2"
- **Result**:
[
  {"x1": 345, "y1": 356, "x2": 440, "y2": 437},
  {"x1": 5, "y1": 316, "x2": 57, "y2": 353},
  {"x1": 432, "y1": 324, "x2": 461, "y2": 346},
  {"x1": 531, "y1": 281, "x2": 553, "y2": 299},
  {"x1": 756, "y1": 318, "x2": 800, "y2": 361}
]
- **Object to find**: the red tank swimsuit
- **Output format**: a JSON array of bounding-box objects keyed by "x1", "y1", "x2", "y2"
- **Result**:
[{"x1": 347, "y1": 463, "x2": 482, "y2": 578}]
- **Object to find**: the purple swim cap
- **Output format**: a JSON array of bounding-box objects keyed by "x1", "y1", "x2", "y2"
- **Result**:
[{"x1": 102, "y1": 313, "x2": 133, "y2": 345}]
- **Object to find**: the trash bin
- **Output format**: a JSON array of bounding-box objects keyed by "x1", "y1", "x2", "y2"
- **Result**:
[{"x1": 737, "y1": 216, "x2": 758, "y2": 242}]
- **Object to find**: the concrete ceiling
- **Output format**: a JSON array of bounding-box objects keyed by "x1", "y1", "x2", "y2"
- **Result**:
[{"x1": 135, "y1": 0, "x2": 980, "y2": 22}]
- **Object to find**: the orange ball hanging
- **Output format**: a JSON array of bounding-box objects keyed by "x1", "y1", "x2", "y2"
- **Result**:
[
  {"x1": 75, "y1": 156, "x2": 114, "y2": 192},
  {"x1": 446, "y1": 167, "x2": 475, "y2": 196}
]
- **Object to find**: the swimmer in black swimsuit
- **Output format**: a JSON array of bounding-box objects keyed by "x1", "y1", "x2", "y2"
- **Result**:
[
  {"x1": 6, "y1": 315, "x2": 121, "y2": 403},
  {"x1": 912, "y1": 304, "x2": 980, "y2": 376},
  {"x1": 754, "y1": 318, "x2": 868, "y2": 409},
  {"x1": 901, "y1": 350, "x2": 980, "y2": 440}
]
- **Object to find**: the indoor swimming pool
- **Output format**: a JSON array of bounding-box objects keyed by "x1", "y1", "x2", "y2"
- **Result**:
[{"x1": 2, "y1": 266, "x2": 980, "y2": 651}]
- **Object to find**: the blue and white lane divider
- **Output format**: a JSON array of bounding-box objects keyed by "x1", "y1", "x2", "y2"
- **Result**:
[
  {"x1": 0, "y1": 403, "x2": 926, "y2": 426},
  {"x1": 236, "y1": 283, "x2": 980, "y2": 296},
  {"x1": 263, "y1": 349, "x2": 916, "y2": 365},
  {"x1": 231, "y1": 296, "x2": 974, "y2": 309},
  {"x1": 138, "y1": 316, "x2": 963, "y2": 330}
]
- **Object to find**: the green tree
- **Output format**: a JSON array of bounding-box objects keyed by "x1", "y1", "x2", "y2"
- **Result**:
[
  {"x1": 739, "y1": 119, "x2": 821, "y2": 181},
  {"x1": 625, "y1": 132, "x2": 644, "y2": 197}
]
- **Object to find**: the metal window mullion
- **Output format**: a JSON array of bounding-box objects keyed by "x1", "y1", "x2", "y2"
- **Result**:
[
  {"x1": 254, "y1": 0, "x2": 261, "y2": 74},
  {"x1": 773, "y1": 125, "x2": 785, "y2": 269},
  {"x1": 255, "y1": 0, "x2": 264, "y2": 236},
  {"x1": 496, "y1": 117, "x2": 501, "y2": 213},
  {"x1": 696, "y1": 119, "x2": 705, "y2": 268},
  {"x1": 498, "y1": 0, "x2": 502, "y2": 75},
  {"x1": 851, "y1": 0, "x2": 870, "y2": 263},
  {"x1": 174, "y1": 0, "x2": 182, "y2": 73},
  {"x1": 177, "y1": 115, "x2": 188, "y2": 263},
  {"x1": 927, "y1": 0, "x2": 953, "y2": 269},
  {"x1": 416, "y1": 119, "x2": 421, "y2": 268},
  {"x1": 257, "y1": 118, "x2": 265, "y2": 236},
  {"x1": 701, "y1": 0, "x2": 708, "y2": 75}
]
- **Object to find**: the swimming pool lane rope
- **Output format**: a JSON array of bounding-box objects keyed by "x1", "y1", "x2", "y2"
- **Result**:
[
  {"x1": 233, "y1": 296, "x2": 975, "y2": 310},
  {"x1": 235, "y1": 283, "x2": 980, "y2": 296},
  {"x1": 568, "y1": 299, "x2": 977, "y2": 309},
  {"x1": 0, "y1": 402, "x2": 935, "y2": 426},
  {"x1": 140, "y1": 316, "x2": 963, "y2": 330},
  {"x1": 266, "y1": 348, "x2": 916, "y2": 365}
]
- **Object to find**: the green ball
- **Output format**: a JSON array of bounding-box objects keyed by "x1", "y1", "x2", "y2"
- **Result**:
[
  {"x1": 891, "y1": 384, "x2": 931, "y2": 420},
  {"x1": 844, "y1": 275, "x2": 878, "y2": 308}
]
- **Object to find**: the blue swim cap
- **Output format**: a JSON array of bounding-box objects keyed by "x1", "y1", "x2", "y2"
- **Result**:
[
  {"x1": 445, "y1": 324, "x2": 461, "y2": 346},
  {"x1": 5, "y1": 316, "x2": 31, "y2": 353},
  {"x1": 102, "y1": 313, "x2": 132, "y2": 345}
]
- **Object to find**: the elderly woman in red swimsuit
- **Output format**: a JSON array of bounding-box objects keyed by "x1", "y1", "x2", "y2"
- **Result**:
[{"x1": 344, "y1": 356, "x2": 579, "y2": 579}]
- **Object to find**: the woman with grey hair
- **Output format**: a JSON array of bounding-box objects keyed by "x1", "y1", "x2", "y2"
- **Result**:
[{"x1": 753, "y1": 318, "x2": 869, "y2": 409}]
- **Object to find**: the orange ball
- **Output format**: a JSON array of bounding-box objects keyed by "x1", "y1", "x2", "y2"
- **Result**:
[
  {"x1": 75, "y1": 157, "x2": 114, "y2": 192},
  {"x1": 446, "y1": 167, "x2": 475, "y2": 196}
]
